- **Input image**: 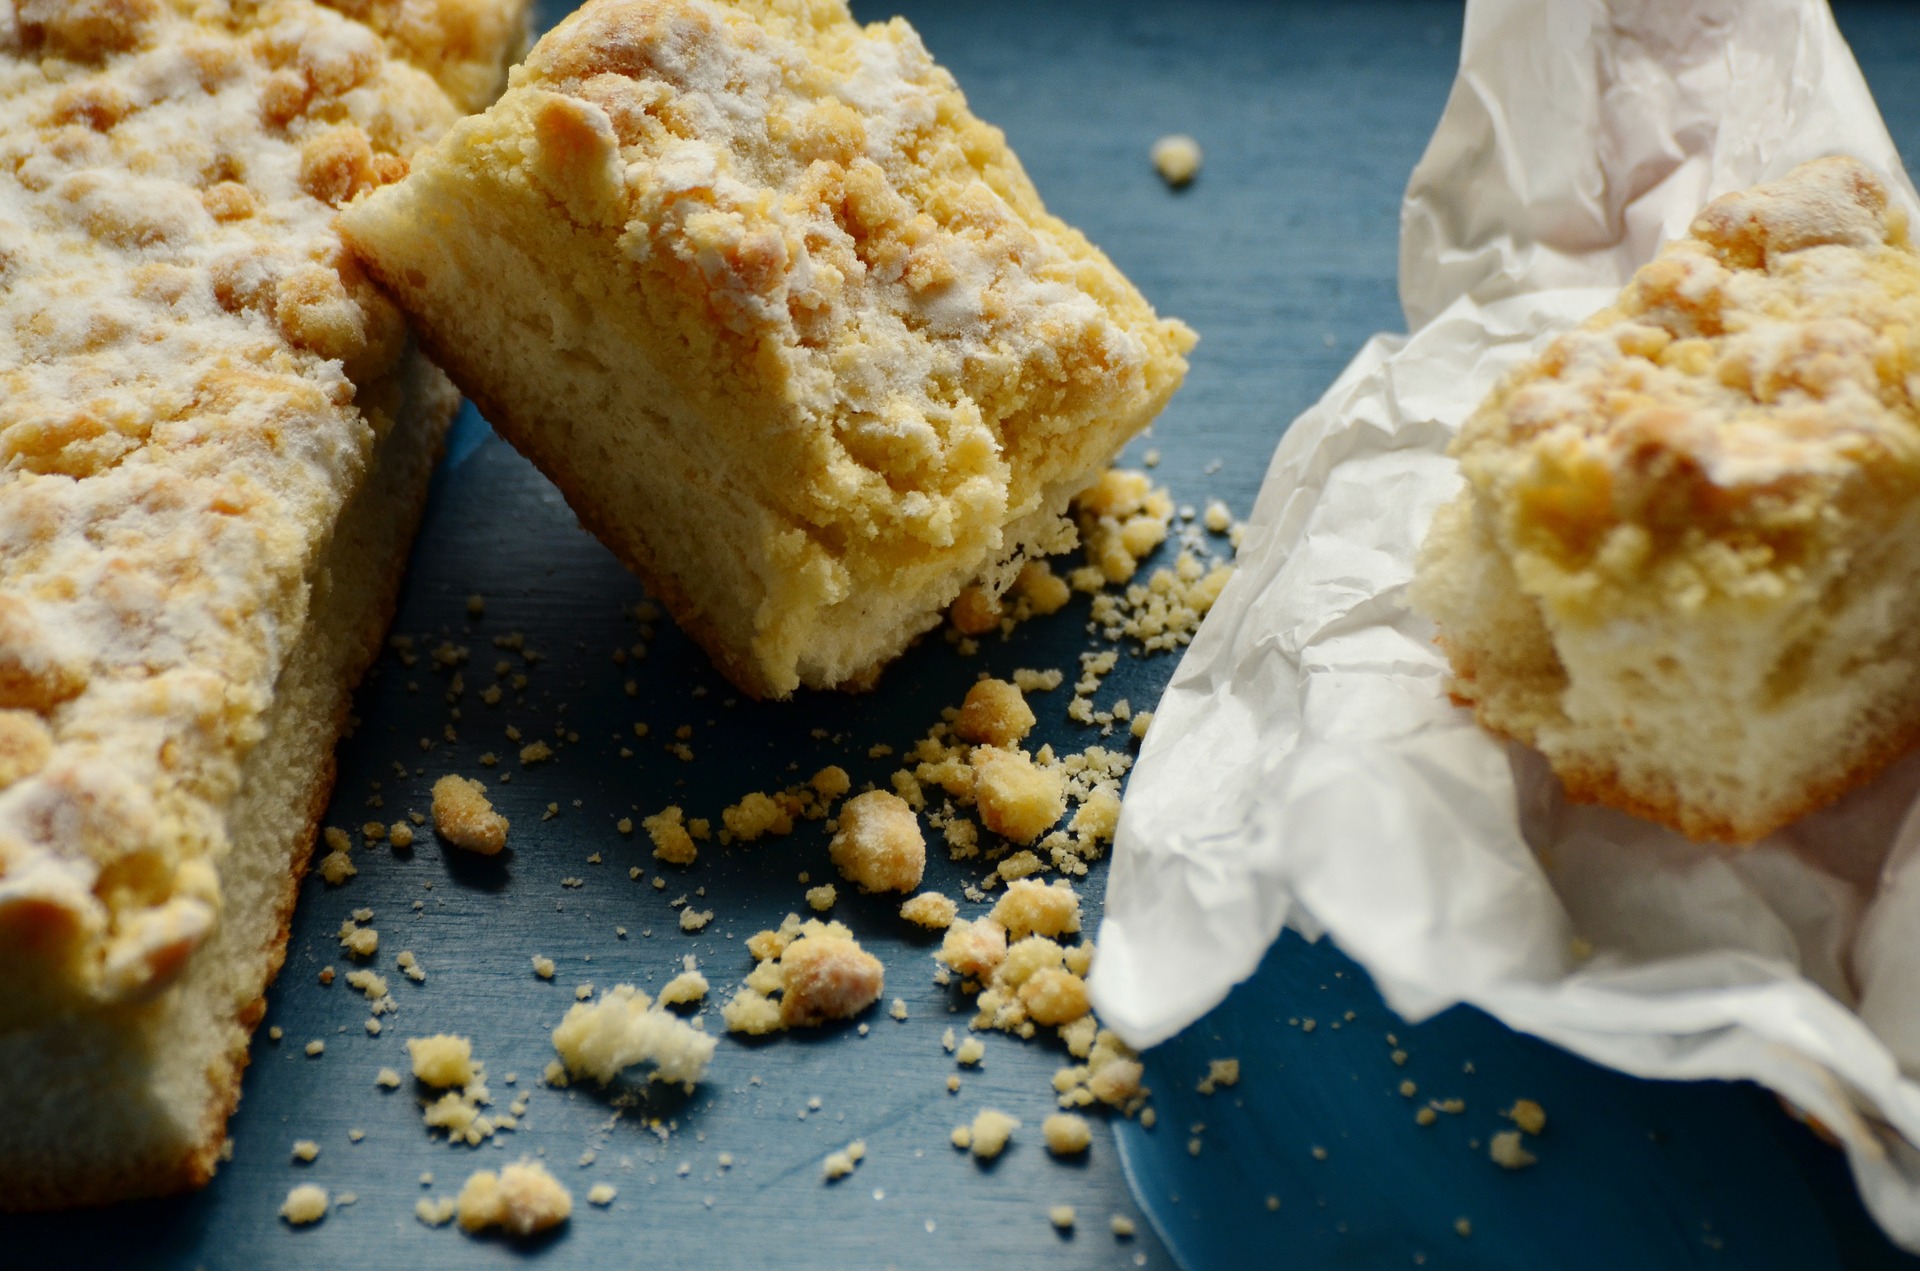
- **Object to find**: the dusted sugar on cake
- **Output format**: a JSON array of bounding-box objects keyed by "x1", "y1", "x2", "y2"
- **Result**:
[
  {"x1": 0, "y1": 0, "x2": 526, "y2": 1210},
  {"x1": 340, "y1": 0, "x2": 1195, "y2": 698},
  {"x1": 1412, "y1": 156, "x2": 1920, "y2": 844}
]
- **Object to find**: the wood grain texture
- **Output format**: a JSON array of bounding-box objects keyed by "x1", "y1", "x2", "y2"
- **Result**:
[{"x1": 5, "y1": 1, "x2": 1919, "y2": 1268}]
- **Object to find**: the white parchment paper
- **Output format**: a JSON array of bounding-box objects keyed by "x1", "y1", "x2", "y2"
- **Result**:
[{"x1": 1090, "y1": 0, "x2": 1920, "y2": 1246}]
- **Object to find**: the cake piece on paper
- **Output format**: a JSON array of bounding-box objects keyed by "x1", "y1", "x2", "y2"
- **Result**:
[
  {"x1": 0, "y1": 0, "x2": 526, "y2": 1210},
  {"x1": 341, "y1": 0, "x2": 1195, "y2": 698},
  {"x1": 1413, "y1": 156, "x2": 1920, "y2": 844}
]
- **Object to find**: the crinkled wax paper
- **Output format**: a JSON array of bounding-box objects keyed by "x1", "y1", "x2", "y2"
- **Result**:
[{"x1": 1090, "y1": 0, "x2": 1920, "y2": 1246}]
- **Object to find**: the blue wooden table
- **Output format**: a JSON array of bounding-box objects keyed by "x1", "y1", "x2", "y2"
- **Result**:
[{"x1": 10, "y1": 2, "x2": 1920, "y2": 1267}]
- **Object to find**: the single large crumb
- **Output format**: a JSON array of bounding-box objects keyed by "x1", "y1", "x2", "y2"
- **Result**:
[
  {"x1": 1506, "y1": 1098, "x2": 1547, "y2": 1136},
  {"x1": 1196, "y1": 1058, "x2": 1240, "y2": 1096},
  {"x1": 829, "y1": 791, "x2": 926, "y2": 893},
  {"x1": 407, "y1": 1035, "x2": 477, "y2": 1089},
  {"x1": 990, "y1": 879, "x2": 1082, "y2": 940},
  {"x1": 1043, "y1": 1113, "x2": 1092, "y2": 1156},
  {"x1": 456, "y1": 1159, "x2": 572, "y2": 1235},
  {"x1": 961, "y1": 1109, "x2": 1019, "y2": 1161},
  {"x1": 643, "y1": 805, "x2": 699, "y2": 865},
  {"x1": 1151, "y1": 134, "x2": 1203, "y2": 187},
  {"x1": 955, "y1": 679, "x2": 1037, "y2": 748},
  {"x1": 722, "y1": 916, "x2": 885, "y2": 1034},
  {"x1": 550, "y1": 984, "x2": 717, "y2": 1088},
  {"x1": 900, "y1": 892, "x2": 959, "y2": 929},
  {"x1": 280, "y1": 1184, "x2": 329, "y2": 1226},
  {"x1": 970, "y1": 747, "x2": 1068, "y2": 844},
  {"x1": 431, "y1": 775, "x2": 509, "y2": 855},
  {"x1": 1489, "y1": 1130, "x2": 1538, "y2": 1170}
]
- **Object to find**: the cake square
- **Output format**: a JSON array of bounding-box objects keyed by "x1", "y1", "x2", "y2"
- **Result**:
[
  {"x1": 1412, "y1": 157, "x2": 1920, "y2": 843},
  {"x1": 0, "y1": 0, "x2": 524, "y2": 1208},
  {"x1": 341, "y1": 0, "x2": 1195, "y2": 698}
]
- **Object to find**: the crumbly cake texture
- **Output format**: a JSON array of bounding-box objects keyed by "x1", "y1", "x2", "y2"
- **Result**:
[
  {"x1": 339, "y1": 0, "x2": 1196, "y2": 698},
  {"x1": 0, "y1": 0, "x2": 525, "y2": 1210},
  {"x1": 1413, "y1": 157, "x2": 1920, "y2": 844}
]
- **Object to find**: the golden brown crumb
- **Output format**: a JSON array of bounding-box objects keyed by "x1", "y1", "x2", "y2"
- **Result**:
[
  {"x1": 431, "y1": 775, "x2": 509, "y2": 854},
  {"x1": 643, "y1": 805, "x2": 699, "y2": 865},
  {"x1": 1196, "y1": 1058, "x2": 1240, "y2": 1095},
  {"x1": 280, "y1": 1184, "x2": 329, "y2": 1226},
  {"x1": 899, "y1": 891, "x2": 958, "y2": 929},
  {"x1": 829, "y1": 790, "x2": 926, "y2": 892},
  {"x1": 456, "y1": 1159, "x2": 572, "y2": 1235},
  {"x1": 722, "y1": 791, "x2": 793, "y2": 842},
  {"x1": 970, "y1": 747, "x2": 1067, "y2": 844},
  {"x1": 317, "y1": 848, "x2": 357, "y2": 885},
  {"x1": 955, "y1": 679, "x2": 1036, "y2": 748},
  {"x1": 723, "y1": 916, "x2": 886, "y2": 1034},
  {"x1": 389, "y1": 821, "x2": 416, "y2": 848},
  {"x1": 1506, "y1": 1098, "x2": 1546, "y2": 1135}
]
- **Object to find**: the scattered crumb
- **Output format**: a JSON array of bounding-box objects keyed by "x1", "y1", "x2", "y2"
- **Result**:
[
  {"x1": 1049, "y1": 1204, "x2": 1076, "y2": 1231},
  {"x1": 550, "y1": 984, "x2": 717, "y2": 1088},
  {"x1": 806, "y1": 883, "x2": 837, "y2": 912},
  {"x1": 376, "y1": 1068, "x2": 402, "y2": 1089},
  {"x1": 304, "y1": 1040, "x2": 325, "y2": 1058},
  {"x1": 407, "y1": 1035, "x2": 476, "y2": 1089},
  {"x1": 679, "y1": 907, "x2": 714, "y2": 933},
  {"x1": 430, "y1": 775, "x2": 509, "y2": 855},
  {"x1": 587, "y1": 1183, "x2": 617, "y2": 1206},
  {"x1": 415, "y1": 1196, "x2": 457, "y2": 1227},
  {"x1": 644, "y1": 805, "x2": 699, "y2": 866},
  {"x1": 1489, "y1": 1130, "x2": 1537, "y2": 1170},
  {"x1": 829, "y1": 790, "x2": 926, "y2": 893},
  {"x1": 456, "y1": 1159, "x2": 572, "y2": 1235},
  {"x1": 961, "y1": 1109, "x2": 1019, "y2": 1161},
  {"x1": 723, "y1": 915, "x2": 885, "y2": 1033},
  {"x1": 1196, "y1": 1058, "x2": 1240, "y2": 1096},
  {"x1": 1506, "y1": 1098, "x2": 1546, "y2": 1136},
  {"x1": 1043, "y1": 1114, "x2": 1092, "y2": 1156},
  {"x1": 900, "y1": 891, "x2": 958, "y2": 929},
  {"x1": 291, "y1": 1140, "x2": 319, "y2": 1163},
  {"x1": 279, "y1": 1184, "x2": 328, "y2": 1226},
  {"x1": 1111, "y1": 1215, "x2": 1136, "y2": 1238}
]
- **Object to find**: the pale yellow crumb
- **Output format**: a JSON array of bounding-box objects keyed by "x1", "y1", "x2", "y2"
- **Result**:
[
  {"x1": 551, "y1": 983, "x2": 716, "y2": 1086},
  {"x1": 317, "y1": 849, "x2": 357, "y2": 885},
  {"x1": 680, "y1": 908, "x2": 713, "y2": 932},
  {"x1": 1049, "y1": 1204, "x2": 1076, "y2": 1230},
  {"x1": 587, "y1": 1183, "x2": 617, "y2": 1206},
  {"x1": 1489, "y1": 1130, "x2": 1537, "y2": 1170},
  {"x1": 376, "y1": 1067, "x2": 402, "y2": 1089},
  {"x1": 280, "y1": 1184, "x2": 328, "y2": 1226},
  {"x1": 806, "y1": 883, "x2": 837, "y2": 912},
  {"x1": 533, "y1": 955, "x2": 556, "y2": 979},
  {"x1": 431, "y1": 775, "x2": 509, "y2": 855},
  {"x1": 956, "y1": 1037, "x2": 986, "y2": 1067},
  {"x1": 291, "y1": 1140, "x2": 319, "y2": 1163},
  {"x1": 456, "y1": 1160, "x2": 572, "y2": 1235},
  {"x1": 965, "y1": 1109, "x2": 1019, "y2": 1160},
  {"x1": 407, "y1": 1034, "x2": 476, "y2": 1088},
  {"x1": 1043, "y1": 1114, "x2": 1092, "y2": 1156},
  {"x1": 990, "y1": 878, "x2": 1082, "y2": 940},
  {"x1": 415, "y1": 1196, "x2": 457, "y2": 1227},
  {"x1": 305, "y1": 1040, "x2": 325, "y2": 1058}
]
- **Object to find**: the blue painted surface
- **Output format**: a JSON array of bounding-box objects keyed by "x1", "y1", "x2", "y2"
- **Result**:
[{"x1": 5, "y1": 2, "x2": 1920, "y2": 1268}]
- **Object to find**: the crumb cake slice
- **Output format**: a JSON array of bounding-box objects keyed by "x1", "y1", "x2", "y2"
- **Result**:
[
  {"x1": 0, "y1": 0, "x2": 524, "y2": 1209},
  {"x1": 340, "y1": 0, "x2": 1195, "y2": 698},
  {"x1": 1412, "y1": 157, "x2": 1920, "y2": 844}
]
